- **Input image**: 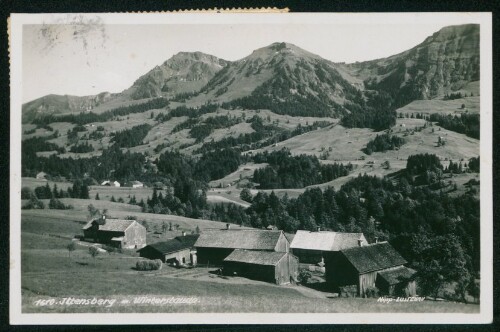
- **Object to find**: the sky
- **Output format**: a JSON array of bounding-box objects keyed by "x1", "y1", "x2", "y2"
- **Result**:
[{"x1": 21, "y1": 18, "x2": 476, "y2": 103}]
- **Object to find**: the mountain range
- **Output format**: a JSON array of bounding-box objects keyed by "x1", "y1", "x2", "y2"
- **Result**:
[{"x1": 22, "y1": 24, "x2": 479, "y2": 123}]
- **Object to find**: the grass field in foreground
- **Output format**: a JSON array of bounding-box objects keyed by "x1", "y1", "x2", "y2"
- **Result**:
[{"x1": 20, "y1": 210, "x2": 479, "y2": 314}]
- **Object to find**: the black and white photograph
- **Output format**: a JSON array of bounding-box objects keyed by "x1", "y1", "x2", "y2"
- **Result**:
[{"x1": 9, "y1": 12, "x2": 493, "y2": 324}]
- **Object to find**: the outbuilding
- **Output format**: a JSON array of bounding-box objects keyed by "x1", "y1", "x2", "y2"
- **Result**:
[
  {"x1": 223, "y1": 249, "x2": 299, "y2": 285},
  {"x1": 82, "y1": 216, "x2": 146, "y2": 249},
  {"x1": 131, "y1": 181, "x2": 144, "y2": 188},
  {"x1": 290, "y1": 230, "x2": 367, "y2": 264},
  {"x1": 324, "y1": 242, "x2": 416, "y2": 297},
  {"x1": 194, "y1": 228, "x2": 290, "y2": 266},
  {"x1": 137, "y1": 234, "x2": 199, "y2": 266},
  {"x1": 36, "y1": 172, "x2": 48, "y2": 180}
]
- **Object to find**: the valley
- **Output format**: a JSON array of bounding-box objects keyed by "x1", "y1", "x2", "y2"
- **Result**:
[{"x1": 18, "y1": 23, "x2": 482, "y2": 313}]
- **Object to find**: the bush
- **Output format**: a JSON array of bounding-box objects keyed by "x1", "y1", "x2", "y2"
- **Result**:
[
  {"x1": 136, "y1": 259, "x2": 162, "y2": 271},
  {"x1": 49, "y1": 198, "x2": 73, "y2": 210},
  {"x1": 22, "y1": 196, "x2": 45, "y2": 209},
  {"x1": 364, "y1": 286, "x2": 379, "y2": 298},
  {"x1": 297, "y1": 268, "x2": 312, "y2": 284}
]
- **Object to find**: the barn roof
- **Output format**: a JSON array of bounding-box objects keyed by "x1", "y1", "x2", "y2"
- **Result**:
[
  {"x1": 194, "y1": 229, "x2": 283, "y2": 250},
  {"x1": 138, "y1": 234, "x2": 199, "y2": 255},
  {"x1": 224, "y1": 249, "x2": 287, "y2": 266},
  {"x1": 341, "y1": 242, "x2": 407, "y2": 274},
  {"x1": 290, "y1": 230, "x2": 366, "y2": 251},
  {"x1": 82, "y1": 218, "x2": 137, "y2": 232},
  {"x1": 378, "y1": 266, "x2": 417, "y2": 285}
]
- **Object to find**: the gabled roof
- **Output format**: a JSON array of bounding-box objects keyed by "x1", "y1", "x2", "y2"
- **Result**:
[
  {"x1": 341, "y1": 242, "x2": 407, "y2": 274},
  {"x1": 194, "y1": 229, "x2": 283, "y2": 250},
  {"x1": 224, "y1": 249, "x2": 287, "y2": 266},
  {"x1": 138, "y1": 234, "x2": 199, "y2": 255},
  {"x1": 82, "y1": 218, "x2": 138, "y2": 233},
  {"x1": 290, "y1": 230, "x2": 366, "y2": 251},
  {"x1": 378, "y1": 266, "x2": 417, "y2": 285}
]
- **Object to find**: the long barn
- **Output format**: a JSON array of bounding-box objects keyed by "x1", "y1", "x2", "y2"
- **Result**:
[
  {"x1": 290, "y1": 230, "x2": 367, "y2": 264},
  {"x1": 223, "y1": 249, "x2": 299, "y2": 285},
  {"x1": 194, "y1": 229, "x2": 290, "y2": 266}
]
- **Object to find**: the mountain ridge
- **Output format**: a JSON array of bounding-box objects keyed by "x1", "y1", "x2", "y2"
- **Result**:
[{"x1": 22, "y1": 24, "x2": 480, "y2": 123}]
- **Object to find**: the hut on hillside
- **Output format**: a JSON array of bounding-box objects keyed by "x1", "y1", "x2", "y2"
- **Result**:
[
  {"x1": 223, "y1": 249, "x2": 299, "y2": 285},
  {"x1": 36, "y1": 171, "x2": 48, "y2": 180},
  {"x1": 82, "y1": 216, "x2": 146, "y2": 249},
  {"x1": 194, "y1": 227, "x2": 290, "y2": 266},
  {"x1": 290, "y1": 230, "x2": 367, "y2": 264},
  {"x1": 324, "y1": 242, "x2": 416, "y2": 297},
  {"x1": 137, "y1": 234, "x2": 199, "y2": 265}
]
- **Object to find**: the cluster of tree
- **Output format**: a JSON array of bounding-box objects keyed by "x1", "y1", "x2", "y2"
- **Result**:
[
  {"x1": 341, "y1": 90, "x2": 397, "y2": 131},
  {"x1": 406, "y1": 153, "x2": 443, "y2": 176},
  {"x1": 443, "y1": 92, "x2": 470, "y2": 100},
  {"x1": 170, "y1": 91, "x2": 199, "y2": 102},
  {"x1": 189, "y1": 115, "x2": 242, "y2": 142},
  {"x1": 428, "y1": 113, "x2": 479, "y2": 139},
  {"x1": 468, "y1": 157, "x2": 480, "y2": 173},
  {"x1": 195, "y1": 119, "x2": 330, "y2": 155},
  {"x1": 22, "y1": 137, "x2": 66, "y2": 156},
  {"x1": 32, "y1": 98, "x2": 169, "y2": 126},
  {"x1": 155, "y1": 104, "x2": 218, "y2": 123},
  {"x1": 69, "y1": 141, "x2": 94, "y2": 153},
  {"x1": 111, "y1": 124, "x2": 152, "y2": 148},
  {"x1": 364, "y1": 133, "x2": 405, "y2": 155},
  {"x1": 251, "y1": 149, "x2": 352, "y2": 189},
  {"x1": 22, "y1": 144, "x2": 146, "y2": 183},
  {"x1": 141, "y1": 187, "x2": 206, "y2": 219},
  {"x1": 87, "y1": 130, "x2": 105, "y2": 140}
]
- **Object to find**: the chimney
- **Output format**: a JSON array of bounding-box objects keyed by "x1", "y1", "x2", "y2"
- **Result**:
[
  {"x1": 358, "y1": 239, "x2": 363, "y2": 247},
  {"x1": 226, "y1": 223, "x2": 230, "y2": 230},
  {"x1": 374, "y1": 236, "x2": 379, "y2": 244}
]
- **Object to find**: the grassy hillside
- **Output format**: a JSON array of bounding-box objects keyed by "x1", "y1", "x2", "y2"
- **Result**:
[{"x1": 21, "y1": 209, "x2": 478, "y2": 313}]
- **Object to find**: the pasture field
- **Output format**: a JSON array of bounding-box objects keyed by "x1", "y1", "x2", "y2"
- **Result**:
[{"x1": 20, "y1": 207, "x2": 479, "y2": 314}]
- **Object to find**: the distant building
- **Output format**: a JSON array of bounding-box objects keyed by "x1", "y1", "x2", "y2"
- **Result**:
[
  {"x1": 324, "y1": 242, "x2": 416, "y2": 297},
  {"x1": 223, "y1": 249, "x2": 299, "y2": 285},
  {"x1": 138, "y1": 234, "x2": 199, "y2": 265},
  {"x1": 131, "y1": 181, "x2": 144, "y2": 188},
  {"x1": 290, "y1": 230, "x2": 367, "y2": 264},
  {"x1": 194, "y1": 227, "x2": 290, "y2": 266},
  {"x1": 36, "y1": 172, "x2": 48, "y2": 180},
  {"x1": 82, "y1": 216, "x2": 146, "y2": 249},
  {"x1": 101, "y1": 180, "x2": 120, "y2": 187}
]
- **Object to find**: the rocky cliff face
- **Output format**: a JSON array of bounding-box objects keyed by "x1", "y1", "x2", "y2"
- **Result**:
[{"x1": 347, "y1": 24, "x2": 479, "y2": 106}]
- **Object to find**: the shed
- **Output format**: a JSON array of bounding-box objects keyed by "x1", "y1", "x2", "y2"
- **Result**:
[
  {"x1": 137, "y1": 234, "x2": 199, "y2": 265},
  {"x1": 82, "y1": 216, "x2": 146, "y2": 249},
  {"x1": 36, "y1": 172, "x2": 48, "y2": 180},
  {"x1": 113, "y1": 181, "x2": 121, "y2": 187},
  {"x1": 223, "y1": 249, "x2": 299, "y2": 285},
  {"x1": 131, "y1": 181, "x2": 144, "y2": 188},
  {"x1": 290, "y1": 230, "x2": 367, "y2": 264},
  {"x1": 194, "y1": 229, "x2": 290, "y2": 266},
  {"x1": 324, "y1": 242, "x2": 416, "y2": 297}
]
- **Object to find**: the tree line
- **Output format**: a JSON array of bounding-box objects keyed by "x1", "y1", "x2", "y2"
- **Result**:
[{"x1": 31, "y1": 98, "x2": 169, "y2": 126}]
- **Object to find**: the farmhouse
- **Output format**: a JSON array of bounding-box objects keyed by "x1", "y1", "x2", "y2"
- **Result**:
[
  {"x1": 131, "y1": 181, "x2": 144, "y2": 188},
  {"x1": 324, "y1": 242, "x2": 416, "y2": 297},
  {"x1": 101, "y1": 180, "x2": 121, "y2": 187},
  {"x1": 137, "y1": 234, "x2": 199, "y2": 266},
  {"x1": 82, "y1": 216, "x2": 146, "y2": 249},
  {"x1": 36, "y1": 171, "x2": 48, "y2": 180},
  {"x1": 223, "y1": 249, "x2": 299, "y2": 285},
  {"x1": 290, "y1": 230, "x2": 367, "y2": 264},
  {"x1": 195, "y1": 228, "x2": 290, "y2": 265}
]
